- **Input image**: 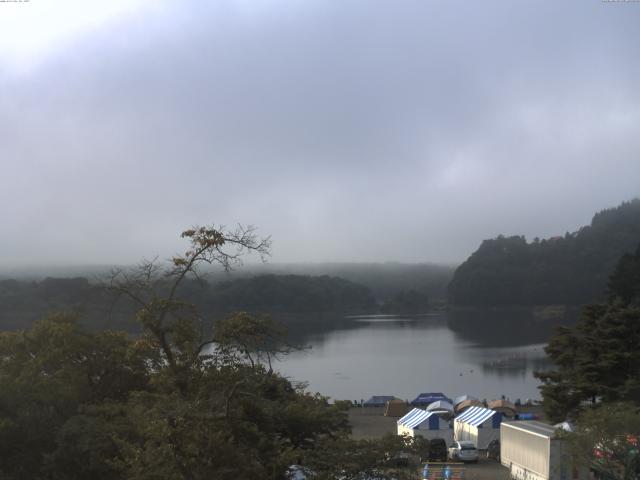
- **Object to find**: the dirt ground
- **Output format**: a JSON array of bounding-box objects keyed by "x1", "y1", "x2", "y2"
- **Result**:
[{"x1": 349, "y1": 407, "x2": 399, "y2": 440}]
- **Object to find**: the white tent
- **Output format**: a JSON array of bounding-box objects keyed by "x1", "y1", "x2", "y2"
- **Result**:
[
  {"x1": 426, "y1": 400, "x2": 454, "y2": 414},
  {"x1": 397, "y1": 408, "x2": 453, "y2": 444},
  {"x1": 454, "y1": 406, "x2": 502, "y2": 449}
]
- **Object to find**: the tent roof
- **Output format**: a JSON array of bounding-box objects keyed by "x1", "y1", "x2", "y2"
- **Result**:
[
  {"x1": 426, "y1": 400, "x2": 454, "y2": 412},
  {"x1": 364, "y1": 395, "x2": 396, "y2": 405},
  {"x1": 398, "y1": 408, "x2": 435, "y2": 429},
  {"x1": 455, "y1": 406, "x2": 497, "y2": 427},
  {"x1": 453, "y1": 394, "x2": 478, "y2": 406},
  {"x1": 488, "y1": 399, "x2": 517, "y2": 412},
  {"x1": 454, "y1": 398, "x2": 483, "y2": 413},
  {"x1": 411, "y1": 392, "x2": 451, "y2": 405}
]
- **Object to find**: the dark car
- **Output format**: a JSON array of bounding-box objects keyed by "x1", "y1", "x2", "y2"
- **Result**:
[
  {"x1": 487, "y1": 439, "x2": 500, "y2": 462},
  {"x1": 428, "y1": 438, "x2": 448, "y2": 462}
]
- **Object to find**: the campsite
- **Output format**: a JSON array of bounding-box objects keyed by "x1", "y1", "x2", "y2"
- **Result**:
[{"x1": 348, "y1": 393, "x2": 584, "y2": 480}]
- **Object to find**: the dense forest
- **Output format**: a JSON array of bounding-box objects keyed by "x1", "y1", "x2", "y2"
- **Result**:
[
  {"x1": 207, "y1": 274, "x2": 375, "y2": 314},
  {"x1": 448, "y1": 199, "x2": 640, "y2": 306},
  {"x1": 0, "y1": 274, "x2": 378, "y2": 333}
]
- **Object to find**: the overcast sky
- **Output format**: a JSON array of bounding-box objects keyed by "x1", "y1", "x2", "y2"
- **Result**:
[{"x1": 1, "y1": 0, "x2": 639, "y2": 266}]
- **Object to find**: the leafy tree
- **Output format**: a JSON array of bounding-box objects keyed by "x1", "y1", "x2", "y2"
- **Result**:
[
  {"x1": 0, "y1": 225, "x2": 358, "y2": 479},
  {"x1": 303, "y1": 434, "x2": 428, "y2": 480},
  {"x1": 213, "y1": 311, "x2": 300, "y2": 372},
  {"x1": 564, "y1": 403, "x2": 640, "y2": 480},
  {"x1": 0, "y1": 314, "x2": 151, "y2": 479}
]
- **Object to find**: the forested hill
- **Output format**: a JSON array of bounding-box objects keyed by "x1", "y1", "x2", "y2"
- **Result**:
[
  {"x1": 448, "y1": 199, "x2": 640, "y2": 306},
  {"x1": 206, "y1": 274, "x2": 375, "y2": 314},
  {"x1": 0, "y1": 274, "x2": 376, "y2": 332}
]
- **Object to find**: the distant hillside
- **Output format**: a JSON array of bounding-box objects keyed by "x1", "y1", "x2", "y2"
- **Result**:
[
  {"x1": 0, "y1": 274, "x2": 377, "y2": 332},
  {"x1": 206, "y1": 274, "x2": 375, "y2": 314},
  {"x1": 448, "y1": 199, "x2": 640, "y2": 306},
  {"x1": 214, "y1": 262, "x2": 456, "y2": 304}
]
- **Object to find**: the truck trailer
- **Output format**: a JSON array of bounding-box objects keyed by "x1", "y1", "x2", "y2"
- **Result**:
[{"x1": 500, "y1": 421, "x2": 587, "y2": 480}]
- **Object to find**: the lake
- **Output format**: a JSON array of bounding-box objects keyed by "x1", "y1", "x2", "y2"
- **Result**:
[{"x1": 276, "y1": 313, "x2": 554, "y2": 403}]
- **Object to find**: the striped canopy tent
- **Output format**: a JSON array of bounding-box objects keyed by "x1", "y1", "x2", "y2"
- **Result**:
[
  {"x1": 397, "y1": 408, "x2": 453, "y2": 443},
  {"x1": 454, "y1": 406, "x2": 502, "y2": 449}
]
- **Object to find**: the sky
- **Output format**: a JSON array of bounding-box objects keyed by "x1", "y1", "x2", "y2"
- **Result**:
[{"x1": 1, "y1": 0, "x2": 639, "y2": 266}]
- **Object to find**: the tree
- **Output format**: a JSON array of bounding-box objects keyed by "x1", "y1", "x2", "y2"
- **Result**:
[
  {"x1": 609, "y1": 244, "x2": 640, "y2": 306},
  {"x1": 536, "y1": 245, "x2": 640, "y2": 422},
  {"x1": 212, "y1": 311, "x2": 300, "y2": 373},
  {"x1": 564, "y1": 403, "x2": 640, "y2": 480},
  {"x1": 0, "y1": 314, "x2": 151, "y2": 479},
  {"x1": 536, "y1": 304, "x2": 640, "y2": 422},
  {"x1": 107, "y1": 224, "x2": 271, "y2": 393},
  {"x1": 302, "y1": 434, "x2": 428, "y2": 480},
  {"x1": 0, "y1": 224, "x2": 360, "y2": 479}
]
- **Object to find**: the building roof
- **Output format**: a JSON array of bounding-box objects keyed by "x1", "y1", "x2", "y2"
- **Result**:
[
  {"x1": 398, "y1": 408, "x2": 436, "y2": 429},
  {"x1": 501, "y1": 420, "x2": 557, "y2": 438},
  {"x1": 455, "y1": 406, "x2": 497, "y2": 427}
]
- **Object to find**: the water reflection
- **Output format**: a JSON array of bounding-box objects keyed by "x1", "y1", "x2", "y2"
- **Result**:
[{"x1": 276, "y1": 312, "x2": 560, "y2": 403}]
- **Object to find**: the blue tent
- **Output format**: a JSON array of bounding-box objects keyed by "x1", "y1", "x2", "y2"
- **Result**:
[
  {"x1": 363, "y1": 395, "x2": 396, "y2": 407},
  {"x1": 411, "y1": 392, "x2": 452, "y2": 407}
]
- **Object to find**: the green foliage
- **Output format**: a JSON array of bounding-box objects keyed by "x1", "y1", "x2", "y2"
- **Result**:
[
  {"x1": 449, "y1": 199, "x2": 640, "y2": 306},
  {"x1": 0, "y1": 225, "x2": 368, "y2": 479},
  {"x1": 0, "y1": 314, "x2": 150, "y2": 479},
  {"x1": 209, "y1": 274, "x2": 376, "y2": 314},
  {"x1": 0, "y1": 274, "x2": 377, "y2": 334},
  {"x1": 609, "y1": 244, "x2": 640, "y2": 306},
  {"x1": 565, "y1": 403, "x2": 640, "y2": 480},
  {"x1": 537, "y1": 248, "x2": 640, "y2": 422},
  {"x1": 303, "y1": 434, "x2": 426, "y2": 480},
  {"x1": 536, "y1": 304, "x2": 640, "y2": 422}
]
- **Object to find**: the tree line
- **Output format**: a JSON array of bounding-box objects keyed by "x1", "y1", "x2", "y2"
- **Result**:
[{"x1": 448, "y1": 199, "x2": 640, "y2": 306}]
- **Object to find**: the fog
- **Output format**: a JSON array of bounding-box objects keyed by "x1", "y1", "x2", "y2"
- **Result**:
[{"x1": 1, "y1": 0, "x2": 639, "y2": 266}]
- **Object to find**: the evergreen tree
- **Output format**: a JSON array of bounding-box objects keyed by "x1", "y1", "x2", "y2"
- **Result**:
[{"x1": 536, "y1": 244, "x2": 640, "y2": 422}]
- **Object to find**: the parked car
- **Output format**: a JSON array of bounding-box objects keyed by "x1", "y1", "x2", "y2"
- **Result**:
[
  {"x1": 428, "y1": 438, "x2": 448, "y2": 462},
  {"x1": 486, "y1": 439, "x2": 500, "y2": 462},
  {"x1": 448, "y1": 441, "x2": 479, "y2": 463}
]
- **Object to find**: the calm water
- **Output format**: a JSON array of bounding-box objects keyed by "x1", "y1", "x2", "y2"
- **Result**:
[{"x1": 276, "y1": 313, "x2": 551, "y2": 403}]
